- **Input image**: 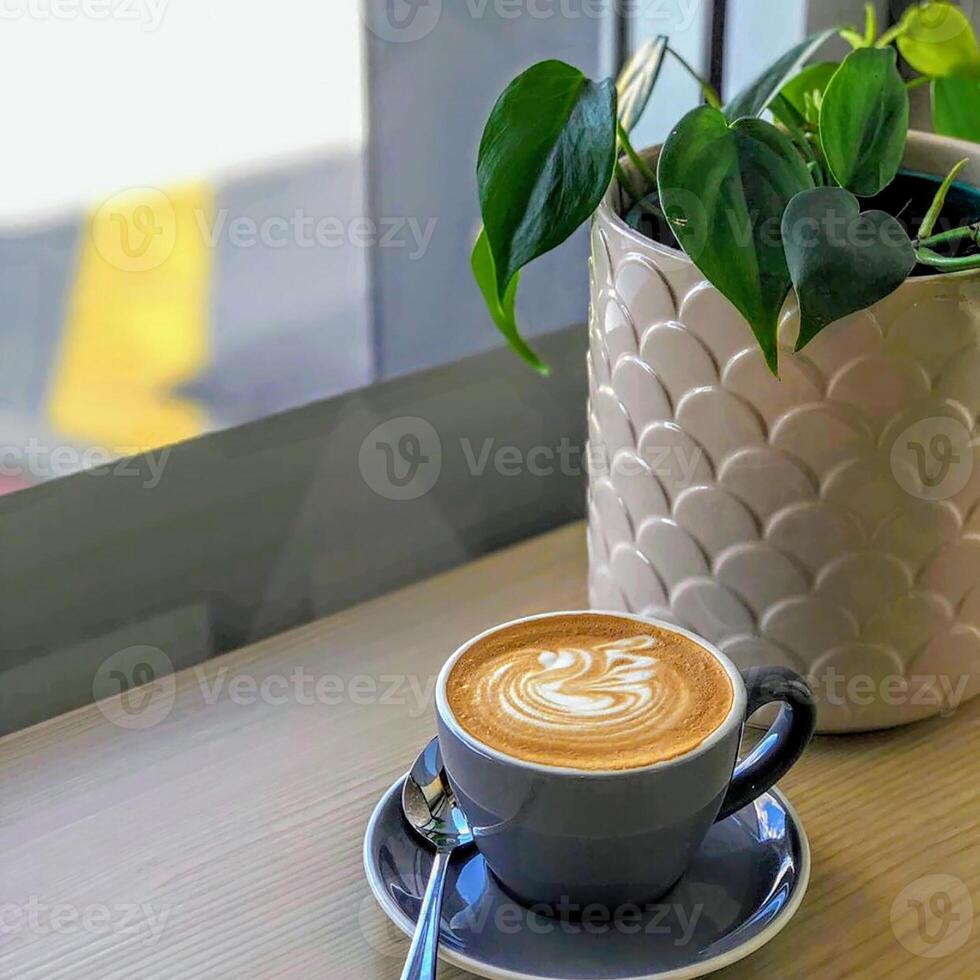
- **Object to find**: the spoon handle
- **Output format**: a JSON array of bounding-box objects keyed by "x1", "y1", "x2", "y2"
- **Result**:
[{"x1": 400, "y1": 847, "x2": 453, "y2": 980}]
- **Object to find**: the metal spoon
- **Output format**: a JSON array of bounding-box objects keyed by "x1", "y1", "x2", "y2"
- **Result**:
[{"x1": 400, "y1": 737, "x2": 473, "y2": 980}]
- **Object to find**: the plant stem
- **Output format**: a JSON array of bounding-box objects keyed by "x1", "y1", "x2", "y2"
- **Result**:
[
  {"x1": 876, "y1": 24, "x2": 904, "y2": 48},
  {"x1": 864, "y1": 2, "x2": 877, "y2": 46},
  {"x1": 915, "y1": 222, "x2": 980, "y2": 250},
  {"x1": 615, "y1": 160, "x2": 638, "y2": 210},
  {"x1": 667, "y1": 46, "x2": 722, "y2": 109},
  {"x1": 916, "y1": 246, "x2": 980, "y2": 271},
  {"x1": 636, "y1": 197, "x2": 665, "y2": 220},
  {"x1": 906, "y1": 75, "x2": 931, "y2": 91},
  {"x1": 918, "y1": 159, "x2": 971, "y2": 239},
  {"x1": 617, "y1": 123, "x2": 658, "y2": 189},
  {"x1": 778, "y1": 108, "x2": 818, "y2": 168}
]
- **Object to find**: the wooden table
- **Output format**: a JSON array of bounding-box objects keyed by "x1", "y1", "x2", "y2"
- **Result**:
[{"x1": 1, "y1": 524, "x2": 977, "y2": 979}]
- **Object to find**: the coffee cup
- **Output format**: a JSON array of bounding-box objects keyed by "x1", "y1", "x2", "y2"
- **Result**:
[{"x1": 435, "y1": 611, "x2": 816, "y2": 909}]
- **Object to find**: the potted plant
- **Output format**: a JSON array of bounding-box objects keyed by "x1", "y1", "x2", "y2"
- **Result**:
[{"x1": 471, "y1": 2, "x2": 980, "y2": 732}]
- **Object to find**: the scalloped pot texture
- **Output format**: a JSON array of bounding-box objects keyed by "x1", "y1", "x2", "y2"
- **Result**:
[{"x1": 587, "y1": 134, "x2": 980, "y2": 732}]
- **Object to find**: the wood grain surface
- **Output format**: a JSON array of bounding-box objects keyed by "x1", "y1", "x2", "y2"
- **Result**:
[{"x1": 0, "y1": 523, "x2": 977, "y2": 979}]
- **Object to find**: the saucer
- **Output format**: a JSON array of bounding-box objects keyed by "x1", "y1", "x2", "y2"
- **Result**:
[{"x1": 363, "y1": 774, "x2": 810, "y2": 980}]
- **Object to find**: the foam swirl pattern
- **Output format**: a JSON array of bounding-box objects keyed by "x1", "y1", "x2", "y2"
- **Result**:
[
  {"x1": 447, "y1": 616, "x2": 733, "y2": 770},
  {"x1": 587, "y1": 136, "x2": 980, "y2": 732}
]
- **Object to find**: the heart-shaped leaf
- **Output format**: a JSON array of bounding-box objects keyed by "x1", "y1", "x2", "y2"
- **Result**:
[
  {"x1": 724, "y1": 29, "x2": 837, "y2": 122},
  {"x1": 659, "y1": 108, "x2": 814, "y2": 371},
  {"x1": 477, "y1": 60, "x2": 617, "y2": 299},
  {"x1": 898, "y1": 1, "x2": 980, "y2": 80},
  {"x1": 783, "y1": 187, "x2": 916, "y2": 350},
  {"x1": 932, "y1": 75, "x2": 980, "y2": 141},
  {"x1": 471, "y1": 229, "x2": 547, "y2": 374},
  {"x1": 820, "y1": 47, "x2": 909, "y2": 197},
  {"x1": 779, "y1": 62, "x2": 838, "y2": 125},
  {"x1": 617, "y1": 36, "x2": 668, "y2": 134}
]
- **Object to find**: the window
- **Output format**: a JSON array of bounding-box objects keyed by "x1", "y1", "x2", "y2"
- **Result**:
[{"x1": 0, "y1": 0, "x2": 877, "y2": 732}]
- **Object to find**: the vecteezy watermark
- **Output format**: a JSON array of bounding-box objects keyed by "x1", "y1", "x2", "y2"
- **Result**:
[
  {"x1": 459, "y1": 0, "x2": 701, "y2": 28},
  {"x1": 0, "y1": 441, "x2": 169, "y2": 488},
  {"x1": 93, "y1": 646, "x2": 177, "y2": 730},
  {"x1": 0, "y1": 897, "x2": 172, "y2": 947},
  {"x1": 891, "y1": 874, "x2": 973, "y2": 959},
  {"x1": 786, "y1": 667, "x2": 971, "y2": 719},
  {"x1": 92, "y1": 187, "x2": 178, "y2": 273},
  {"x1": 359, "y1": 416, "x2": 443, "y2": 501},
  {"x1": 0, "y1": 0, "x2": 168, "y2": 30},
  {"x1": 456, "y1": 897, "x2": 705, "y2": 942},
  {"x1": 92, "y1": 186, "x2": 439, "y2": 272},
  {"x1": 93, "y1": 645, "x2": 439, "y2": 730},
  {"x1": 358, "y1": 890, "x2": 706, "y2": 957},
  {"x1": 194, "y1": 210, "x2": 438, "y2": 259},
  {"x1": 889, "y1": 0, "x2": 977, "y2": 43},
  {"x1": 358, "y1": 418, "x2": 705, "y2": 501},
  {"x1": 360, "y1": 0, "x2": 701, "y2": 43},
  {"x1": 358, "y1": 894, "x2": 410, "y2": 958},
  {"x1": 361, "y1": 0, "x2": 443, "y2": 43},
  {"x1": 890, "y1": 417, "x2": 974, "y2": 501},
  {"x1": 195, "y1": 666, "x2": 437, "y2": 718}
]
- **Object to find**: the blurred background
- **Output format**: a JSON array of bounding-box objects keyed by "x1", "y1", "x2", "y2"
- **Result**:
[{"x1": 0, "y1": 0, "x2": 967, "y2": 495}]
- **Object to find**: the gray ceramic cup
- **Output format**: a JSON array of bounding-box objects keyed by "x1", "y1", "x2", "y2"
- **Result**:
[{"x1": 435, "y1": 611, "x2": 816, "y2": 910}]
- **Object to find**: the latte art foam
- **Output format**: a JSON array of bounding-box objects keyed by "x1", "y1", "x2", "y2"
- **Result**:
[
  {"x1": 447, "y1": 615, "x2": 734, "y2": 770},
  {"x1": 492, "y1": 636, "x2": 679, "y2": 729}
]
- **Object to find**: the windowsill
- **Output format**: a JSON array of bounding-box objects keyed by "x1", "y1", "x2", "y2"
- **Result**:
[{"x1": 1, "y1": 522, "x2": 977, "y2": 976}]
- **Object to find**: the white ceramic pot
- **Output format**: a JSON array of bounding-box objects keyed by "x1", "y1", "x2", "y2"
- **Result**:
[{"x1": 587, "y1": 132, "x2": 980, "y2": 732}]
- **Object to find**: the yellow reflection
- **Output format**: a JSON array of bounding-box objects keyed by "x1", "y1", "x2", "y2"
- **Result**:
[{"x1": 49, "y1": 184, "x2": 212, "y2": 453}]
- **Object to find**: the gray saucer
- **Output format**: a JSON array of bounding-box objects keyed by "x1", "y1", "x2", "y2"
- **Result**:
[{"x1": 363, "y1": 773, "x2": 810, "y2": 979}]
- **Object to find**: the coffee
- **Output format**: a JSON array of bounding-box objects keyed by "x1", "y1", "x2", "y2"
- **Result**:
[{"x1": 445, "y1": 614, "x2": 734, "y2": 771}]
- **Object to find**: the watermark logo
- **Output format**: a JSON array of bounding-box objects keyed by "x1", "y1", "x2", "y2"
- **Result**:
[
  {"x1": 356, "y1": 422, "x2": 709, "y2": 501},
  {"x1": 92, "y1": 187, "x2": 177, "y2": 273},
  {"x1": 358, "y1": 894, "x2": 407, "y2": 958},
  {"x1": 357, "y1": 891, "x2": 706, "y2": 946},
  {"x1": 92, "y1": 645, "x2": 176, "y2": 730},
  {"x1": 891, "y1": 873, "x2": 973, "y2": 958},
  {"x1": 361, "y1": 0, "x2": 702, "y2": 41},
  {"x1": 94, "y1": 649, "x2": 440, "y2": 731},
  {"x1": 0, "y1": 897, "x2": 172, "y2": 946},
  {"x1": 361, "y1": 0, "x2": 442, "y2": 43},
  {"x1": 359, "y1": 416, "x2": 443, "y2": 501},
  {"x1": 808, "y1": 667, "x2": 970, "y2": 719},
  {"x1": 891, "y1": 417, "x2": 973, "y2": 501},
  {"x1": 0, "y1": 441, "x2": 169, "y2": 487},
  {"x1": 195, "y1": 210, "x2": 437, "y2": 258},
  {"x1": 0, "y1": 0, "x2": 169, "y2": 30},
  {"x1": 890, "y1": 0, "x2": 977, "y2": 44}
]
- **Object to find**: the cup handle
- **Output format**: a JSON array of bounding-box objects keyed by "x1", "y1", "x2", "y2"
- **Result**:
[{"x1": 715, "y1": 666, "x2": 817, "y2": 822}]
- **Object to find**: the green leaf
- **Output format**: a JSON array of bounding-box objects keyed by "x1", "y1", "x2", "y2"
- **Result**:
[
  {"x1": 780, "y1": 62, "x2": 838, "y2": 125},
  {"x1": 617, "y1": 36, "x2": 668, "y2": 134},
  {"x1": 820, "y1": 47, "x2": 909, "y2": 196},
  {"x1": 770, "y1": 93, "x2": 808, "y2": 132},
  {"x1": 933, "y1": 75, "x2": 980, "y2": 141},
  {"x1": 477, "y1": 60, "x2": 617, "y2": 298},
  {"x1": 471, "y1": 229, "x2": 547, "y2": 375},
  {"x1": 783, "y1": 187, "x2": 916, "y2": 350},
  {"x1": 658, "y1": 107, "x2": 814, "y2": 371},
  {"x1": 919, "y1": 157, "x2": 971, "y2": 238},
  {"x1": 724, "y1": 29, "x2": 838, "y2": 122},
  {"x1": 897, "y1": 2, "x2": 980, "y2": 80}
]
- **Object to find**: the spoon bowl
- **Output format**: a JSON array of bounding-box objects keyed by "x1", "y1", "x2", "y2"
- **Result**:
[
  {"x1": 398, "y1": 737, "x2": 473, "y2": 980},
  {"x1": 402, "y1": 737, "x2": 473, "y2": 850}
]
